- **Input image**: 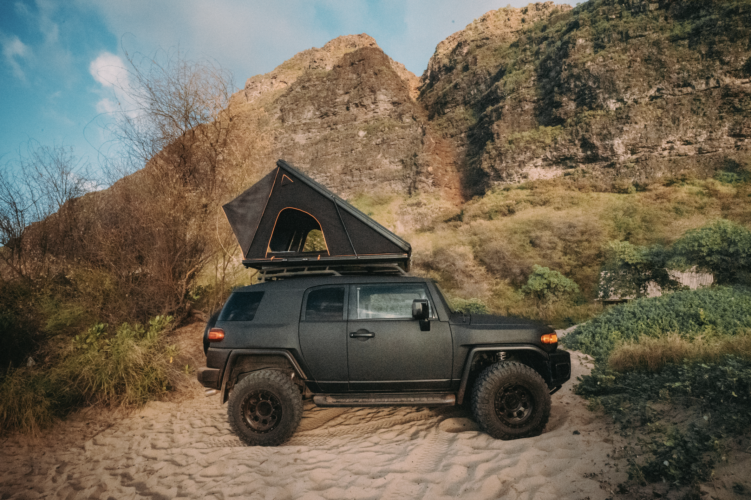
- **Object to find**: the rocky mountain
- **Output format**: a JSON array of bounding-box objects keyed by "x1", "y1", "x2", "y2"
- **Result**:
[
  {"x1": 221, "y1": 0, "x2": 751, "y2": 200},
  {"x1": 419, "y1": 0, "x2": 751, "y2": 192},
  {"x1": 227, "y1": 34, "x2": 461, "y2": 202}
]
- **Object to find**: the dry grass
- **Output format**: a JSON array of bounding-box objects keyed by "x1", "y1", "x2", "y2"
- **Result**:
[
  {"x1": 608, "y1": 330, "x2": 751, "y2": 372},
  {"x1": 0, "y1": 316, "x2": 182, "y2": 436}
]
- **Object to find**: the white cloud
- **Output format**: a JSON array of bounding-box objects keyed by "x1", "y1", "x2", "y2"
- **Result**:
[
  {"x1": 2, "y1": 35, "x2": 32, "y2": 80},
  {"x1": 34, "y1": 0, "x2": 61, "y2": 45},
  {"x1": 94, "y1": 97, "x2": 119, "y2": 115},
  {"x1": 89, "y1": 52, "x2": 128, "y2": 88},
  {"x1": 89, "y1": 52, "x2": 135, "y2": 117}
]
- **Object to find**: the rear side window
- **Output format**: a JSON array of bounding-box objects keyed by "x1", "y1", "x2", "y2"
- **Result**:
[
  {"x1": 304, "y1": 287, "x2": 345, "y2": 321},
  {"x1": 219, "y1": 291, "x2": 264, "y2": 321}
]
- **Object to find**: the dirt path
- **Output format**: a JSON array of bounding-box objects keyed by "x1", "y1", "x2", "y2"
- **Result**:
[{"x1": 0, "y1": 350, "x2": 630, "y2": 499}]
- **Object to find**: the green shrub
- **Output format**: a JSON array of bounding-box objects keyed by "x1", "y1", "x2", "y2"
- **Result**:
[
  {"x1": 450, "y1": 298, "x2": 489, "y2": 314},
  {"x1": 599, "y1": 241, "x2": 682, "y2": 300},
  {"x1": 0, "y1": 315, "x2": 180, "y2": 436},
  {"x1": 564, "y1": 287, "x2": 751, "y2": 360},
  {"x1": 576, "y1": 356, "x2": 751, "y2": 485},
  {"x1": 62, "y1": 316, "x2": 178, "y2": 407},
  {"x1": 521, "y1": 264, "x2": 579, "y2": 302},
  {"x1": 671, "y1": 220, "x2": 751, "y2": 285},
  {"x1": 0, "y1": 369, "x2": 59, "y2": 436},
  {"x1": 0, "y1": 280, "x2": 42, "y2": 372}
]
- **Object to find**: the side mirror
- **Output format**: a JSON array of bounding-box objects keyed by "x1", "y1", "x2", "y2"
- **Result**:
[
  {"x1": 412, "y1": 299, "x2": 430, "y2": 320},
  {"x1": 412, "y1": 299, "x2": 431, "y2": 331}
]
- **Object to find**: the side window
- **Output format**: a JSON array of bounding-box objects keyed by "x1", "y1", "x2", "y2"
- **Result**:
[
  {"x1": 219, "y1": 291, "x2": 264, "y2": 321},
  {"x1": 353, "y1": 284, "x2": 432, "y2": 320},
  {"x1": 304, "y1": 287, "x2": 345, "y2": 321}
]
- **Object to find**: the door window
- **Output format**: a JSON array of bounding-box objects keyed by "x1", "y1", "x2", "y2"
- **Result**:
[
  {"x1": 304, "y1": 287, "x2": 345, "y2": 321},
  {"x1": 352, "y1": 284, "x2": 432, "y2": 320}
]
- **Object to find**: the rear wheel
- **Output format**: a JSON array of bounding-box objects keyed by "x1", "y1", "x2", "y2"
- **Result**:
[
  {"x1": 227, "y1": 370, "x2": 303, "y2": 446},
  {"x1": 471, "y1": 361, "x2": 550, "y2": 440}
]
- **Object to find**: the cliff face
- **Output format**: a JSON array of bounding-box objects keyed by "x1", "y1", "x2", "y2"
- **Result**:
[
  {"x1": 227, "y1": 35, "x2": 460, "y2": 201},
  {"x1": 419, "y1": 0, "x2": 751, "y2": 192}
]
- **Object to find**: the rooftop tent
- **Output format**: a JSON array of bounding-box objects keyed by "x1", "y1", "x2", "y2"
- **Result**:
[{"x1": 223, "y1": 160, "x2": 412, "y2": 270}]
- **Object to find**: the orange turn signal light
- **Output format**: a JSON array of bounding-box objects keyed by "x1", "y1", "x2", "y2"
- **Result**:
[
  {"x1": 541, "y1": 333, "x2": 558, "y2": 344},
  {"x1": 208, "y1": 328, "x2": 225, "y2": 341}
]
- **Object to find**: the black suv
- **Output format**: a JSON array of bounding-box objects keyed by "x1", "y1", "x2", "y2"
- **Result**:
[{"x1": 198, "y1": 274, "x2": 571, "y2": 446}]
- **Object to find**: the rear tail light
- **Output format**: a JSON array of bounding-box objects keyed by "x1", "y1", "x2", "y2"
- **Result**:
[
  {"x1": 541, "y1": 333, "x2": 558, "y2": 344},
  {"x1": 208, "y1": 328, "x2": 225, "y2": 342}
]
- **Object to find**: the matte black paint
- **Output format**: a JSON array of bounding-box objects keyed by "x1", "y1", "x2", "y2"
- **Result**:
[{"x1": 201, "y1": 275, "x2": 571, "y2": 404}]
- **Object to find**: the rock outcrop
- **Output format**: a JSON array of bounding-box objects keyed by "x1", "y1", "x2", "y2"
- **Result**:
[
  {"x1": 418, "y1": 0, "x2": 751, "y2": 192},
  {"x1": 228, "y1": 34, "x2": 460, "y2": 201}
]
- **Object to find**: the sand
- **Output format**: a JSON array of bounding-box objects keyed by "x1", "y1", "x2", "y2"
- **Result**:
[{"x1": 0, "y1": 348, "x2": 633, "y2": 499}]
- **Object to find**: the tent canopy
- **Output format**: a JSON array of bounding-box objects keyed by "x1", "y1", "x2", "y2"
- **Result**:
[{"x1": 223, "y1": 160, "x2": 411, "y2": 270}]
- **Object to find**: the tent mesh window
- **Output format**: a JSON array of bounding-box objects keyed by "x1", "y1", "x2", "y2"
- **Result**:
[{"x1": 268, "y1": 208, "x2": 328, "y2": 256}]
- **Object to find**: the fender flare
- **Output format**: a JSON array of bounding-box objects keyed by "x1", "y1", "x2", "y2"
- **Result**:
[
  {"x1": 456, "y1": 345, "x2": 549, "y2": 405},
  {"x1": 220, "y1": 349, "x2": 308, "y2": 403}
]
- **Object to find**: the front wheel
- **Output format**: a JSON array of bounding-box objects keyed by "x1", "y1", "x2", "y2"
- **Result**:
[
  {"x1": 227, "y1": 370, "x2": 303, "y2": 446},
  {"x1": 471, "y1": 361, "x2": 551, "y2": 440}
]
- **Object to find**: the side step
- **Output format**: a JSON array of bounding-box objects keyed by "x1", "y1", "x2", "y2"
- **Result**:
[{"x1": 313, "y1": 393, "x2": 456, "y2": 407}]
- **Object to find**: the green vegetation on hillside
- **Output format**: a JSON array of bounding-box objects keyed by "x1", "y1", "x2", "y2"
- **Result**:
[
  {"x1": 566, "y1": 287, "x2": 751, "y2": 360},
  {"x1": 0, "y1": 316, "x2": 179, "y2": 435},
  {"x1": 420, "y1": 0, "x2": 751, "y2": 191},
  {"x1": 370, "y1": 170, "x2": 751, "y2": 327},
  {"x1": 565, "y1": 286, "x2": 751, "y2": 489}
]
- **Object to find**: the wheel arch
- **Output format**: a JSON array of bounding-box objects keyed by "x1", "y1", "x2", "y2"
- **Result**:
[
  {"x1": 457, "y1": 346, "x2": 550, "y2": 405},
  {"x1": 220, "y1": 349, "x2": 308, "y2": 403}
]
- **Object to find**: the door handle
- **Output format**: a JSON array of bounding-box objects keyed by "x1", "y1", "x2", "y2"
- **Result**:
[{"x1": 350, "y1": 329, "x2": 375, "y2": 340}]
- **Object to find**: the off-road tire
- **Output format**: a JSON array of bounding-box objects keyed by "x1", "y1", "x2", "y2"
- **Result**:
[
  {"x1": 227, "y1": 370, "x2": 303, "y2": 446},
  {"x1": 471, "y1": 361, "x2": 551, "y2": 440}
]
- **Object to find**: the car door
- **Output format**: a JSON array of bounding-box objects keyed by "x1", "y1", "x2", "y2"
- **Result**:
[
  {"x1": 347, "y1": 283, "x2": 452, "y2": 391},
  {"x1": 298, "y1": 285, "x2": 349, "y2": 392}
]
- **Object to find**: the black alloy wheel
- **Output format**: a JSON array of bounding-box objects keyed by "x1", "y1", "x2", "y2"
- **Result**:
[
  {"x1": 227, "y1": 369, "x2": 303, "y2": 446},
  {"x1": 241, "y1": 389, "x2": 283, "y2": 433},
  {"x1": 471, "y1": 361, "x2": 551, "y2": 440},
  {"x1": 494, "y1": 384, "x2": 534, "y2": 427}
]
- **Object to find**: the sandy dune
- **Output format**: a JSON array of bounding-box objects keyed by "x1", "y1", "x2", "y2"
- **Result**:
[{"x1": 0, "y1": 352, "x2": 628, "y2": 499}]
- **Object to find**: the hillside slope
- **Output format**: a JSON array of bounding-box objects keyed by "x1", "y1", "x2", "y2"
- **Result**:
[{"x1": 419, "y1": 0, "x2": 751, "y2": 193}]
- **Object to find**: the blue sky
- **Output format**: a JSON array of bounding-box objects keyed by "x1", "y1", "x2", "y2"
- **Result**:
[{"x1": 0, "y1": 0, "x2": 577, "y2": 180}]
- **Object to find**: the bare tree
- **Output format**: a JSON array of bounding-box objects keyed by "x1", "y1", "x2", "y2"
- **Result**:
[
  {"x1": 0, "y1": 143, "x2": 91, "y2": 280},
  {"x1": 106, "y1": 48, "x2": 236, "y2": 194},
  {"x1": 89, "y1": 49, "x2": 242, "y2": 321}
]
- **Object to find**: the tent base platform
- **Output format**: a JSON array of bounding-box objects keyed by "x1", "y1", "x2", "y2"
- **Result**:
[
  {"x1": 242, "y1": 253, "x2": 409, "y2": 270},
  {"x1": 249, "y1": 261, "x2": 409, "y2": 282}
]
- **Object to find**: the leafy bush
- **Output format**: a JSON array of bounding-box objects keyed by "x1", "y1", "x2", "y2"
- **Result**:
[
  {"x1": 671, "y1": 220, "x2": 751, "y2": 285},
  {"x1": 576, "y1": 356, "x2": 751, "y2": 485},
  {"x1": 450, "y1": 298, "x2": 489, "y2": 314},
  {"x1": 564, "y1": 287, "x2": 751, "y2": 360},
  {"x1": 0, "y1": 315, "x2": 180, "y2": 436},
  {"x1": 599, "y1": 241, "x2": 682, "y2": 300},
  {"x1": 521, "y1": 264, "x2": 579, "y2": 302},
  {"x1": 0, "y1": 280, "x2": 41, "y2": 372}
]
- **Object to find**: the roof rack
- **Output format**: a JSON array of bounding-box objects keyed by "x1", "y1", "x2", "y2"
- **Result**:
[{"x1": 256, "y1": 263, "x2": 407, "y2": 282}]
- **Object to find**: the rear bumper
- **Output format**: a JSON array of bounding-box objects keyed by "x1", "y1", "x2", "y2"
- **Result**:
[
  {"x1": 547, "y1": 349, "x2": 572, "y2": 388},
  {"x1": 197, "y1": 367, "x2": 221, "y2": 389}
]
